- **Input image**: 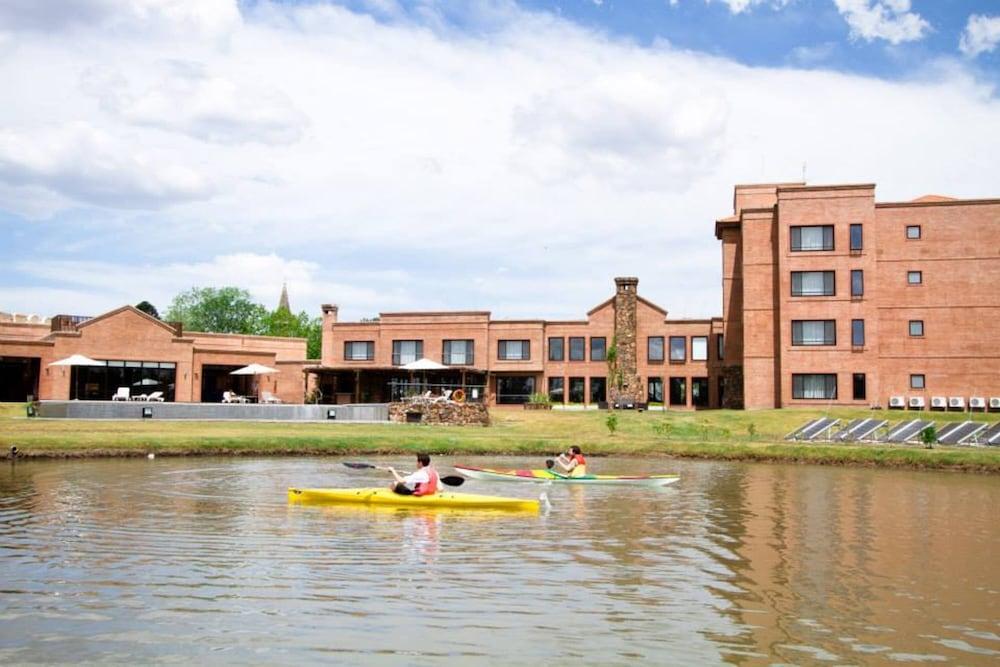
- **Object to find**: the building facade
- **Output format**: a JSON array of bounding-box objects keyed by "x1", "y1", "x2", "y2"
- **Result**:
[{"x1": 716, "y1": 183, "x2": 1000, "y2": 409}]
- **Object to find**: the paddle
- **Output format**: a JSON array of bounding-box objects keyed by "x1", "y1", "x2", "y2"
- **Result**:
[{"x1": 342, "y1": 462, "x2": 465, "y2": 487}]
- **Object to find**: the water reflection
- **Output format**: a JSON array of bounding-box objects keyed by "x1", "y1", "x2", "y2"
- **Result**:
[{"x1": 0, "y1": 457, "x2": 997, "y2": 664}]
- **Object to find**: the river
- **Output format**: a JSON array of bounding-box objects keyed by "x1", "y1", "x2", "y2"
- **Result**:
[{"x1": 0, "y1": 456, "x2": 997, "y2": 665}]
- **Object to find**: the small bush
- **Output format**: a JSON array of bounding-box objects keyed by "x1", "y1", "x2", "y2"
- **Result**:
[
  {"x1": 921, "y1": 426, "x2": 936, "y2": 449},
  {"x1": 605, "y1": 413, "x2": 619, "y2": 435},
  {"x1": 528, "y1": 393, "x2": 552, "y2": 406},
  {"x1": 747, "y1": 423, "x2": 757, "y2": 441}
]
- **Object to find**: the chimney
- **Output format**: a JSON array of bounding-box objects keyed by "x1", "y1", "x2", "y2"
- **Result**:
[
  {"x1": 321, "y1": 303, "x2": 339, "y2": 327},
  {"x1": 612, "y1": 277, "x2": 641, "y2": 404}
]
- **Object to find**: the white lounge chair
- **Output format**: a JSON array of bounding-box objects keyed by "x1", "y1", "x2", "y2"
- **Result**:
[
  {"x1": 111, "y1": 387, "x2": 130, "y2": 401},
  {"x1": 434, "y1": 390, "x2": 453, "y2": 403},
  {"x1": 222, "y1": 391, "x2": 247, "y2": 404},
  {"x1": 143, "y1": 391, "x2": 165, "y2": 402},
  {"x1": 261, "y1": 391, "x2": 282, "y2": 404}
]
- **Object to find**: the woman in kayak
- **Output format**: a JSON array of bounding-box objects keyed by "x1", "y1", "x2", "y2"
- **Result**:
[
  {"x1": 387, "y1": 453, "x2": 440, "y2": 496},
  {"x1": 554, "y1": 446, "x2": 587, "y2": 478}
]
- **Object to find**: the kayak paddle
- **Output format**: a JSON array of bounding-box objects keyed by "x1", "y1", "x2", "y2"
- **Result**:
[{"x1": 342, "y1": 461, "x2": 465, "y2": 487}]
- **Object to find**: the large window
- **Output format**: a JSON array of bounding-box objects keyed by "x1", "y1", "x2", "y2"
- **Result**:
[
  {"x1": 909, "y1": 320, "x2": 924, "y2": 337},
  {"x1": 692, "y1": 377, "x2": 709, "y2": 407},
  {"x1": 691, "y1": 336, "x2": 708, "y2": 361},
  {"x1": 569, "y1": 337, "x2": 585, "y2": 361},
  {"x1": 548, "y1": 337, "x2": 564, "y2": 361},
  {"x1": 568, "y1": 377, "x2": 585, "y2": 403},
  {"x1": 648, "y1": 336, "x2": 664, "y2": 363},
  {"x1": 792, "y1": 374, "x2": 837, "y2": 400},
  {"x1": 496, "y1": 376, "x2": 535, "y2": 404},
  {"x1": 790, "y1": 225, "x2": 834, "y2": 251},
  {"x1": 590, "y1": 337, "x2": 607, "y2": 362},
  {"x1": 669, "y1": 336, "x2": 686, "y2": 362},
  {"x1": 716, "y1": 334, "x2": 724, "y2": 360},
  {"x1": 443, "y1": 339, "x2": 474, "y2": 365},
  {"x1": 548, "y1": 377, "x2": 564, "y2": 403},
  {"x1": 589, "y1": 377, "x2": 606, "y2": 404},
  {"x1": 498, "y1": 340, "x2": 530, "y2": 361},
  {"x1": 850, "y1": 224, "x2": 863, "y2": 251},
  {"x1": 647, "y1": 377, "x2": 663, "y2": 403},
  {"x1": 851, "y1": 319, "x2": 865, "y2": 347},
  {"x1": 791, "y1": 320, "x2": 836, "y2": 346},
  {"x1": 344, "y1": 341, "x2": 374, "y2": 361},
  {"x1": 853, "y1": 373, "x2": 866, "y2": 401},
  {"x1": 392, "y1": 340, "x2": 423, "y2": 365},
  {"x1": 669, "y1": 377, "x2": 687, "y2": 406},
  {"x1": 851, "y1": 270, "x2": 864, "y2": 297},
  {"x1": 72, "y1": 360, "x2": 177, "y2": 402},
  {"x1": 907, "y1": 271, "x2": 922, "y2": 285},
  {"x1": 791, "y1": 271, "x2": 835, "y2": 296}
]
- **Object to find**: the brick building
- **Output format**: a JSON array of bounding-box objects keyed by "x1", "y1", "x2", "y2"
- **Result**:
[{"x1": 716, "y1": 183, "x2": 1000, "y2": 409}]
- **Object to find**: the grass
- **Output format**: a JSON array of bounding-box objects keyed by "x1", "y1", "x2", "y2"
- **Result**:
[{"x1": 1, "y1": 403, "x2": 998, "y2": 473}]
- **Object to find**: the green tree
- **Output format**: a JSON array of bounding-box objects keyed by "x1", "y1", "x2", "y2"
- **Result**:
[
  {"x1": 135, "y1": 301, "x2": 160, "y2": 319},
  {"x1": 264, "y1": 308, "x2": 322, "y2": 359},
  {"x1": 165, "y1": 287, "x2": 269, "y2": 335}
]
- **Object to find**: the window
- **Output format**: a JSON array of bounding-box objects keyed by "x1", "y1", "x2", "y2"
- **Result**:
[
  {"x1": 716, "y1": 334, "x2": 724, "y2": 360},
  {"x1": 548, "y1": 337, "x2": 564, "y2": 361},
  {"x1": 792, "y1": 374, "x2": 837, "y2": 399},
  {"x1": 392, "y1": 340, "x2": 422, "y2": 365},
  {"x1": 648, "y1": 336, "x2": 664, "y2": 363},
  {"x1": 568, "y1": 377, "x2": 585, "y2": 403},
  {"x1": 669, "y1": 336, "x2": 686, "y2": 362},
  {"x1": 790, "y1": 225, "x2": 834, "y2": 251},
  {"x1": 669, "y1": 377, "x2": 687, "y2": 406},
  {"x1": 791, "y1": 320, "x2": 836, "y2": 346},
  {"x1": 442, "y1": 340, "x2": 474, "y2": 365},
  {"x1": 548, "y1": 377, "x2": 564, "y2": 403},
  {"x1": 569, "y1": 337, "x2": 585, "y2": 361},
  {"x1": 691, "y1": 336, "x2": 708, "y2": 361},
  {"x1": 906, "y1": 225, "x2": 921, "y2": 239},
  {"x1": 498, "y1": 340, "x2": 530, "y2": 361},
  {"x1": 692, "y1": 378, "x2": 709, "y2": 407},
  {"x1": 497, "y1": 376, "x2": 535, "y2": 404},
  {"x1": 851, "y1": 319, "x2": 865, "y2": 347},
  {"x1": 72, "y1": 360, "x2": 178, "y2": 402},
  {"x1": 647, "y1": 377, "x2": 663, "y2": 403},
  {"x1": 589, "y1": 377, "x2": 606, "y2": 404},
  {"x1": 907, "y1": 271, "x2": 922, "y2": 285},
  {"x1": 344, "y1": 341, "x2": 374, "y2": 361},
  {"x1": 590, "y1": 337, "x2": 607, "y2": 362},
  {"x1": 850, "y1": 224, "x2": 863, "y2": 251},
  {"x1": 909, "y1": 320, "x2": 924, "y2": 337},
  {"x1": 910, "y1": 374, "x2": 925, "y2": 390},
  {"x1": 853, "y1": 373, "x2": 866, "y2": 401},
  {"x1": 851, "y1": 270, "x2": 864, "y2": 297},
  {"x1": 791, "y1": 271, "x2": 835, "y2": 296}
]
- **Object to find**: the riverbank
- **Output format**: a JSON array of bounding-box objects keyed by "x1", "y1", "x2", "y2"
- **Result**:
[{"x1": 2, "y1": 403, "x2": 998, "y2": 472}]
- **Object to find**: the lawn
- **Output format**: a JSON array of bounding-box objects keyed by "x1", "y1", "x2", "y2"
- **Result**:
[{"x1": 1, "y1": 403, "x2": 998, "y2": 472}]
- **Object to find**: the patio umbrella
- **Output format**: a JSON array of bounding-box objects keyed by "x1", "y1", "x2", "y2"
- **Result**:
[
  {"x1": 132, "y1": 378, "x2": 160, "y2": 386},
  {"x1": 48, "y1": 354, "x2": 104, "y2": 367},
  {"x1": 230, "y1": 363, "x2": 279, "y2": 399},
  {"x1": 400, "y1": 358, "x2": 447, "y2": 371}
]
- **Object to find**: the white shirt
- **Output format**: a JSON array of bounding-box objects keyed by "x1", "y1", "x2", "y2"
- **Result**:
[{"x1": 403, "y1": 468, "x2": 431, "y2": 486}]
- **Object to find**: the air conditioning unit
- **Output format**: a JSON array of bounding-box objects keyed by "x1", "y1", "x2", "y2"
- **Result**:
[
  {"x1": 989, "y1": 397, "x2": 1000, "y2": 410},
  {"x1": 948, "y1": 396, "x2": 965, "y2": 409},
  {"x1": 888, "y1": 396, "x2": 905, "y2": 408},
  {"x1": 969, "y1": 397, "x2": 986, "y2": 409},
  {"x1": 930, "y1": 396, "x2": 946, "y2": 409},
  {"x1": 908, "y1": 396, "x2": 925, "y2": 409}
]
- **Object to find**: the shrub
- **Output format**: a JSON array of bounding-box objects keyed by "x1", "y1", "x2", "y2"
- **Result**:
[
  {"x1": 747, "y1": 423, "x2": 757, "y2": 441},
  {"x1": 920, "y1": 426, "x2": 936, "y2": 449},
  {"x1": 528, "y1": 393, "x2": 552, "y2": 406},
  {"x1": 605, "y1": 413, "x2": 619, "y2": 435}
]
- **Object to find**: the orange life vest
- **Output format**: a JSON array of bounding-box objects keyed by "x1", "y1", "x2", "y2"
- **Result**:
[{"x1": 413, "y1": 466, "x2": 439, "y2": 496}]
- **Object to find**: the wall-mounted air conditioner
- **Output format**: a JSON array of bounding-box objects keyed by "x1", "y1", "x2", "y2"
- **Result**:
[
  {"x1": 908, "y1": 396, "x2": 925, "y2": 409},
  {"x1": 948, "y1": 397, "x2": 965, "y2": 409},
  {"x1": 888, "y1": 396, "x2": 905, "y2": 408},
  {"x1": 969, "y1": 397, "x2": 986, "y2": 409},
  {"x1": 930, "y1": 396, "x2": 946, "y2": 409},
  {"x1": 989, "y1": 397, "x2": 1000, "y2": 410}
]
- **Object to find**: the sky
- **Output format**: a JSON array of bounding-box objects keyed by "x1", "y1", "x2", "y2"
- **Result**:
[{"x1": 0, "y1": 0, "x2": 998, "y2": 322}]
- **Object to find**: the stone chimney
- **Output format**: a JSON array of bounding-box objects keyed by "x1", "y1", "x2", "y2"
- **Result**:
[{"x1": 612, "y1": 277, "x2": 641, "y2": 404}]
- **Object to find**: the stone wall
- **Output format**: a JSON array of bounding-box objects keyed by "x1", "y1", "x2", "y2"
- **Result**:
[
  {"x1": 388, "y1": 398, "x2": 490, "y2": 426},
  {"x1": 721, "y1": 365, "x2": 745, "y2": 409},
  {"x1": 612, "y1": 277, "x2": 642, "y2": 403}
]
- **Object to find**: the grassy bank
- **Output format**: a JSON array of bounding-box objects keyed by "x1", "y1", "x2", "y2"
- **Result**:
[{"x1": 1, "y1": 403, "x2": 998, "y2": 472}]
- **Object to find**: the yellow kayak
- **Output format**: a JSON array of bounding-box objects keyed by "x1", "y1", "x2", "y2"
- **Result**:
[{"x1": 288, "y1": 487, "x2": 540, "y2": 512}]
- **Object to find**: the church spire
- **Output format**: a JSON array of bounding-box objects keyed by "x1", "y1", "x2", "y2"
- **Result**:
[{"x1": 278, "y1": 282, "x2": 290, "y2": 313}]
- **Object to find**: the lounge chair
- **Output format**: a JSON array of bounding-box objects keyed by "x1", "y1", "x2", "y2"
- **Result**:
[
  {"x1": 222, "y1": 391, "x2": 247, "y2": 404},
  {"x1": 434, "y1": 390, "x2": 453, "y2": 403},
  {"x1": 143, "y1": 391, "x2": 165, "y2": 402},
  {"x1": 261, "y1": 391, "x2": 282, "y2": 404},
  {"x1": 111, "y1": 387, "x2": 130, "y2": 401}
]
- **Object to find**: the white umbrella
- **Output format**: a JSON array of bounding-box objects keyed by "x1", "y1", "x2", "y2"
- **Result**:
[
  {"x1": 230, "y1": 363, "x2": 279, "y2": 375},
  {"x1": 400, "y1": 358, "x2": 448, "y2": 371},
  {"x1": 132, "y1": 378, "x2": 160, "y2": 386},
  {"x1": 49, "y1": 354, "x2": 104, "y2": 367}
]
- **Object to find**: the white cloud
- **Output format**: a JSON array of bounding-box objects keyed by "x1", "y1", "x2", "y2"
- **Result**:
[
  {"x1": 833, "y1": 0, "x2": 930, "y2": 45},
  {"x1": 669, "y1": 0, "x2": 792, "y2": 13},
  {"x1": 959, "y1": 14, "x2": 1000, "y2": 58},
  {"x1": 0, "y1": 0, "x2": 240, "y2": 36}
]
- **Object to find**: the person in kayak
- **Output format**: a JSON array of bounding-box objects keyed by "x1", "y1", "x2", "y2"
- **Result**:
[
  {"x1": 553, "y1": 445, "x2": 587, "y2": 478},
  {"x1": 387, "y1": 453, "x2": 440, "y2": 496}
]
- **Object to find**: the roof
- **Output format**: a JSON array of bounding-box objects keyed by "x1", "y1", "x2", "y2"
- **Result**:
[
  {"x1": 75, "y1": 305, "x2": 180, "y2": 337},
  {"x1": 911, "y1": 194, "x2": 956, "y2": 203}
]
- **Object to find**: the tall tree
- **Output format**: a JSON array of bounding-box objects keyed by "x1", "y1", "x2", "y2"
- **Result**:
[
  {"x1": 264, "y1": 307, "x2": 322, "y2": 359},
  {"x1": 135, "y1": 301, "x2": 160, "y2": 319},
  {"x1": 165, "y1": 287, "x2": 269, "y2": 335}
]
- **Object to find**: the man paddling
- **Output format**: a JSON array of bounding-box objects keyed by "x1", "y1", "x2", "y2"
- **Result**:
[
  {"x1": 552, "y1": 445, "x2": 587, "y2": 478},
  {"x1": 387, "y1": 453, "x2": 440, "y2": 496}
]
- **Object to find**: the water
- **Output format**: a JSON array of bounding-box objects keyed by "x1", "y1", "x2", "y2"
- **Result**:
[{"x1": 0, "y1": 456, "x2": 997, "y2": 665}]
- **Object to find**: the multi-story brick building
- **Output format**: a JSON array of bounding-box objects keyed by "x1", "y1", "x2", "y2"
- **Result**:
[{"x1": 716, "y1": 183, "x2": 1000, "y2": 409}]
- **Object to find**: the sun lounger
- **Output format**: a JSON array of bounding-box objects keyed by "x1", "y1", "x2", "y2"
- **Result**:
[
  {"x1": 111, "y1": 387, "x2": 130, "y2": 401},
  {"x1": 222, "y1": 391, "x2": 248, "y2": 404},
  {"x1": 261, "y1": 391, "x2": 282, "y2": 404},
  {"x1": 143, "y1": 391, "x2": 165, "y2": 402},
  {"x1": 433, "y1": 390, "x2": 453, "y2": 403}
]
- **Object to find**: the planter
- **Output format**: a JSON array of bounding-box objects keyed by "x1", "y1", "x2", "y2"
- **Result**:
[{"x1": 524, "y1": 403, "x2": 553, "y2": 410}]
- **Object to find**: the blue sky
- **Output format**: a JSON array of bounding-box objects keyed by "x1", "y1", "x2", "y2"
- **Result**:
[{"x1": 0, "y1": 0, "x2": 998, "y2": 322}]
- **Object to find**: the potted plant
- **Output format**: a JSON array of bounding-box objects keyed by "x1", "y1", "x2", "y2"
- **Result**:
[{"x1": 525, "y1": 393, "x2": 553, "y2": 410}]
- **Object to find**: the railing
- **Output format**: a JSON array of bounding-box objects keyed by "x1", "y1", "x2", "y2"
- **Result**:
[{"x1": 387, "y1": 380, "x2": 487, "y2": 403}]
